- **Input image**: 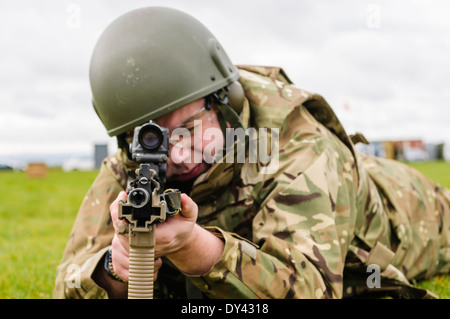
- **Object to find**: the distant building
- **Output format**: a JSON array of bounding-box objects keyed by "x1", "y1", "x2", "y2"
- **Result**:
[
  {"x1": 355, "y1": 139, "x2": 445, "y2": 162},
  {"x1": 26, "y1": 163, "x2": 48, "y2": 178},
  {"x1": 94, "y1": 144, "x2": 108, "y2": 169},
  {"x1": 61, "y1": 144, "x2": 109, "y2": 171}
]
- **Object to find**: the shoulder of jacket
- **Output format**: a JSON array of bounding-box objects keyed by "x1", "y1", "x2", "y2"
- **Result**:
[
  {"x1": 237, "y1": 65, "x2": 294, "y2": 84},
  {"x1": 236, "y1": 65, "x2": 357, "y2": 168},
  {"x1": 99, "y1": 149, "x2": 131, "y2": 189},
  {"x1": 236, "y1": 65, "x2": 318, "y2": 109}
]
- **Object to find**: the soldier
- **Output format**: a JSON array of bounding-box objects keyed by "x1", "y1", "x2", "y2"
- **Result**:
[{"x1": 53, "y1": 7, "x2": 450, "y2": 299}]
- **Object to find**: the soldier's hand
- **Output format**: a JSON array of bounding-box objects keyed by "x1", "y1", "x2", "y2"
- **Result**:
[
  {"x1": 109, "y1": 191, "x2": 162, "y2": 282},
  {"x1": 110, "y1": 192, "x2": 223, "y2": 278},
  {"x1": 154, "y1": 193, "x2": 198, "y2": 257},
  {"x1": 155, "y1": 193, "x2": 225, "y2": 275}
]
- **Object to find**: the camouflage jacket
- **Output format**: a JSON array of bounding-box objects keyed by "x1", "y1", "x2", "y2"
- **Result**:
[{"x1": 53, "y1": 65, "x2": 450, "y2": 299}]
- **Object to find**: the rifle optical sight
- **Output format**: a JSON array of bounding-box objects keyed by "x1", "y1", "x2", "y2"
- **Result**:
[{"x1": 138, "y1": 123, "x2": 164, "y2": 151}]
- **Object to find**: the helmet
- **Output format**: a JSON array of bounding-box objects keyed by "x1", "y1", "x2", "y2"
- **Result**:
[{"x1": 90, "y1": 7, "x2": 241, "y2": 137}]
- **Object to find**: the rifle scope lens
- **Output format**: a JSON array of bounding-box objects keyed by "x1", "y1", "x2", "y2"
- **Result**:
[{"x1": 138, "y1": 123, "x2": 163, "y2": 150}]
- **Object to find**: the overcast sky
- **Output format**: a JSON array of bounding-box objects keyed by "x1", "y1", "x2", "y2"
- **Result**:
[{"x1": 1, "y1": 0, "x2": 449, "y2": 164}]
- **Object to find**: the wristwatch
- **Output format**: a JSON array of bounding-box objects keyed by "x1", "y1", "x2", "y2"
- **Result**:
[{"x1": 104, "y1": 247, "x2": 126, "y2": 283}]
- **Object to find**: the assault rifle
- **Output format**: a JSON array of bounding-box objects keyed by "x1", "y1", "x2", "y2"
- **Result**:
[{"x1": 118, "y1": 121, "x2": 181, "y2": 299}]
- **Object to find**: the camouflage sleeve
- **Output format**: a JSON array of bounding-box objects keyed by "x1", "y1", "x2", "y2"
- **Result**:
[
  {"x1": 359, "y1": 153, "x2": 450, "y2": 280},
  {"x1": 52, "y1": 152, "x2": 127, "y2": 299},
  {"x1": 186, "y1": 105, "x2": 358, "y2": 299}
]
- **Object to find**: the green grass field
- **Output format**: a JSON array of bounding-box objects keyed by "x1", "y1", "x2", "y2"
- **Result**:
[
  {"x1": 0, "y1": 161, "x2": 449, "y2": 299},
  {"x1": 0, "y1": 168, "x2": 99, "y2": 298}
]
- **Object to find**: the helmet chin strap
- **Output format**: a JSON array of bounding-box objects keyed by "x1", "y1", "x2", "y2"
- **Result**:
[
  {"x1": 117, "y1": 132, "x2": 133, "y2": 160},
  {"x1": 209, "y1": 79, "x2": 245, "y2": 130},
  {"x1": 209, "y1": 86, "x2": 244, "y2": 134}
]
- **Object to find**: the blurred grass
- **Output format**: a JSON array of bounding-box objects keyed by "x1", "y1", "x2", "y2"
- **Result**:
[
  {"x1": 0, "y1": 168, "x2": 98, "y2": 298},
  {"x1": 406, "y1": 160, "x2": 450, "y2": 190},
  {"x1": 0, "y1": 161, "x2": 449, "y2": 298}
]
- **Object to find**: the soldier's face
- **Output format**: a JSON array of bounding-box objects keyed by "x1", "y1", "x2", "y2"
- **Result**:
[{"x1": 155, "y1": 98, "x2": 224, "y2": 182}]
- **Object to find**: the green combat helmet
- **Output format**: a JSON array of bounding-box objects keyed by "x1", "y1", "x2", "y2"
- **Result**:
[{"x1": 90, "y1": 7, "x2": 243, "y2": 137}]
